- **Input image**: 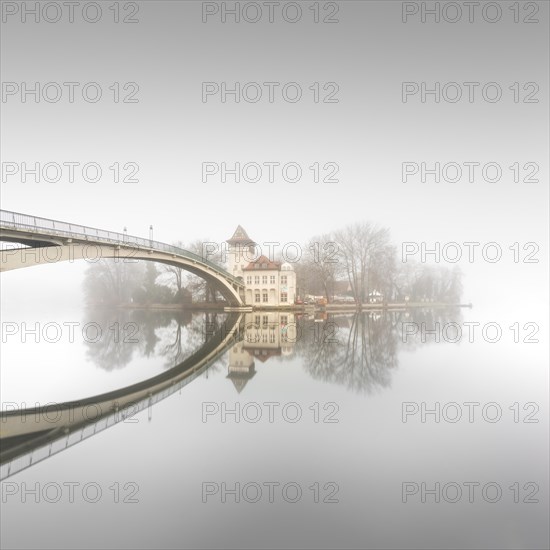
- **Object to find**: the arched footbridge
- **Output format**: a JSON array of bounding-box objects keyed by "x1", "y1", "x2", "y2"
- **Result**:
[{"x1": 0, "y1": 210, "x2": 245, "y2": 306}]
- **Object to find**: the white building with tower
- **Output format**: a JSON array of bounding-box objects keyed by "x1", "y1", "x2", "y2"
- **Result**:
[{"x1": 226, "y1": 225, "x2": 297, "y2": 306}]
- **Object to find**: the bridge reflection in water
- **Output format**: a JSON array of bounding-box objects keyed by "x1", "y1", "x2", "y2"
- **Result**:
[
  {"x1": 0, "y1": 307, "x2": 462, "y2": 480},
  {"x1": 0, "y1": 313, "x2": 244, "y2": 481}
]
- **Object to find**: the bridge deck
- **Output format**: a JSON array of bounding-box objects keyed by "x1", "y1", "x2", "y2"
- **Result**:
[{"x1": 0, "y1": 209, "x2": 244, "y2": 288}]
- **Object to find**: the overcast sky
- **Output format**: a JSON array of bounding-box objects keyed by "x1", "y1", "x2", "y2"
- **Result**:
[
  {"x1": 1, "y1": 4, "x2": 549, "y2": 549},
  {"x1": 1, "y1": 0, "x2": 548, "y2": 311}
]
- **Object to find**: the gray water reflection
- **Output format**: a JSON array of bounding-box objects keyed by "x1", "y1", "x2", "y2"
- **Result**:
[
  {"x1": 2, "y1": 308, "x2": 463, "y2": 478},
  {"x1": 1, "y1": 311, "x2": 241, "y2": 480},
  {"x1": 82, "y1": 308, "x2": 464, "y2": 393},
  {"x1": 2, "y1": 307, "x2": 548, "y2": 550},
  {"x1": 81, "y1": 308, "x2": 218, "y2": 371}
]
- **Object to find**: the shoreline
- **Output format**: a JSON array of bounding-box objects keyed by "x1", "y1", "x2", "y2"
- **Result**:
[{"x1": 85, "y1": 302, "x2": 473, "y2": 313}]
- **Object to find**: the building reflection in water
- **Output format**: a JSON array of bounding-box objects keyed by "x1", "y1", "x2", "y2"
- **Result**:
[
  {"x1": 225, "y1": 308, "x2": 463, "y2": 394},
  {"x1": 81, "y1": 307, "x2": 463, "y2": 395},
  {"x1": 227, "y1": 312, "x2": 297, "y2": 392},
  {"x1": 1, "y1": 307, "x2": 465, "y2": 479}
]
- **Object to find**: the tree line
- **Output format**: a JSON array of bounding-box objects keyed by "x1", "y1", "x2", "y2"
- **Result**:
[
  {"x1": 83, "y1": 222, "x2": 463, "y2": 306},
  {"x1": 297, "y1": 222, "x2": 463, "y2": 304}
]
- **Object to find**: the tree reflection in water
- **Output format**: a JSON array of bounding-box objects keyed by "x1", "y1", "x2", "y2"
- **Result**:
[
  {"x1": 83, "y1": 308, "x2": 227, "y2": 373},
  {"x1": 82, "y1": 307, "x2": 463, "y2": 394},
  {"x1": 296, "y1": 308, "x2": 463, "y2": 393}
]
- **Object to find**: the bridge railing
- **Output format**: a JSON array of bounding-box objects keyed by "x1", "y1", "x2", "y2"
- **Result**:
[{"x1": 0, "y1": 209, "x2": 243, "y2": 286}]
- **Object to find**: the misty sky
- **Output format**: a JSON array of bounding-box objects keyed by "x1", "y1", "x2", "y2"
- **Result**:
[
  {"x1": 1, "y1": 1, "x2": 548, "y2": 310},
  {"x1": 1, "y1": 4, "x2": 549, "y2": 549}
]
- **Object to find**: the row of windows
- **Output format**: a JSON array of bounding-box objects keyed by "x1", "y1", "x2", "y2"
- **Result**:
[
  {"x1": 245, "y1": 275, "x2": 288, "y2": 284},
  {"x1": 233, "y1": 263, "x2": 271, "y2": 270},
  {"x1": 240, "y1": 335, "x2": 293, "y2": 345},
  {"x1": 254, "y1": 292, "x2": 269, "y2": 303},
  {"x1": 241, "y1": 333, "x2": 277, "y2": 343},
  {"x1": 253, "y1": 315, "x2": 289, "y2": 325},
  {"x1": 233, "y1": 333, "x2": 293, "y2": 349},
  {"x1": 233, "y1": 264, "x2": 269, "y2": 271},
  {"x1": 254, "y1": 292, "x2": 288, "y2": 303},
  {"x1": 246, "y1": 275, "x2": 277, "y2": 285}
]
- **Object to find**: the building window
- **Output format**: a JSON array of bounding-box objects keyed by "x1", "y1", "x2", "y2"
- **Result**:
[
  {"x1": 281, "y1": 315, "x2": 288, "y2": 325},
  {"x1": 246, "y1": 276, "x2": 252, "y2": 285},
  {"x1": 262, "y1": 292, "x2": 268, "y2": 303},
  {"x1": 262, "y1": 315, "x2": 269, "y2": 326},
  {"x1": 270, "y1": 275, "x2": 276, "y2": 284},
  {"x1": 255, "y1": 315, "x2": 261, "y2": 325},
  {"x1": 262, "y1": 262, "x2": 267, "y2": 268},
  {"x1": 255, "y1": 293, "x2": 261, "y2": 303},
  {"x1": 254, "y1": 276, "x2": 260, "y2": 284},
  {"x1": 280, "y1": 292, "x2": 288, "y2": 303},
  {"x1": 262, "y1": 275, "x2": 267, "y2": 284},
  {"x1": 281, "y1": 275, "x2": 287, "y2": 284},
  {"x1": 269, "y1": 333, "x2": 275, "y2": 343},
  {"x1": 262, "y1": 334, "x2": 268, "y2": 343}
]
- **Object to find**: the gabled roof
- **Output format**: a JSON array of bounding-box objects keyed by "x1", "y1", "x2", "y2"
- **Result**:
[
  {"x1": 243, "y1": 255, "x2": 281, "y2": 271},
  {"x1": 226, "y1": 225, "x2": 256, "y2": 245},
  {"x1": 248, "y1": 348, "x2": 282, "y2": 362},
  {"x1": 226, "y1": 366, "x2": 256, "y2": 393}
]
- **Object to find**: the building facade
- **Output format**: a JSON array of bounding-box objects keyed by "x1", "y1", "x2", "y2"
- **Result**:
[
  {"x1": 226, "y1": 226, "x2": 297, "y2": 306},
  {"x1": 227, "y1": 312, "x2": 296, "y2": 392}
]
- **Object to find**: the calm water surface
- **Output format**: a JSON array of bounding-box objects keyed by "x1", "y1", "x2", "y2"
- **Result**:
[{"x1": 1, "y1": 303, "x2": 548, "y2": 549}]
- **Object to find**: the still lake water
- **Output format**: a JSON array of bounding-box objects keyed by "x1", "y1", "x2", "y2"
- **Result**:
[{"x1": 1, "y1": 303, "x2": 548, "y2": 549}]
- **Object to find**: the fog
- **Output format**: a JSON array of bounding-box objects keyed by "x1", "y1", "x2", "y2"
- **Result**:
[
  {"x1": 1, "y1": 2, "x2": 548, "y2": 549},
  {"x1": 1, "y1": 1, "x2": 548, "y2": 316}
]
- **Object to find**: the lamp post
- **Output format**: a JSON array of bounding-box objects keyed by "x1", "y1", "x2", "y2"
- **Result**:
[
  {"x1": 149, "y1": 225, "x2": 153, "y2": 243},
  {"x1": 123, "y1": 226, "x2": 127, "y2": 243}
]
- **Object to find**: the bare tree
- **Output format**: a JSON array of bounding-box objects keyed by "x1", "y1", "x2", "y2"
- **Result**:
[
  {"x1": 182, "y1": 238, "x2": 226, "y2": 303},
  {"x1": 334, "y1": 223, "x2": 392, "y2": 304},
  {"x1": 369, "y1": 244, "x2": 397, "y2": 301},
  {"x1": 159, "y1": 240, "x2": 186, "y2": 294},
  {"x1": 302, "y1": 234, "x2": 342, "y2": 302},
  {"x1": 391, "y1": 260, "x2": 463, "y2": 303},
  {"x1": 83, "y1": 258, "x2": 145, "y2": 306}
]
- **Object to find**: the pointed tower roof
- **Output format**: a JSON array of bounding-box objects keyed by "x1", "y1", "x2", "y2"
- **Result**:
[
  {"x1": 226, "y1": 225, "x2": 255, "y2": 246},
  {"x1": 226, "y1": 366, "x2": 256, "y2": 393}
]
